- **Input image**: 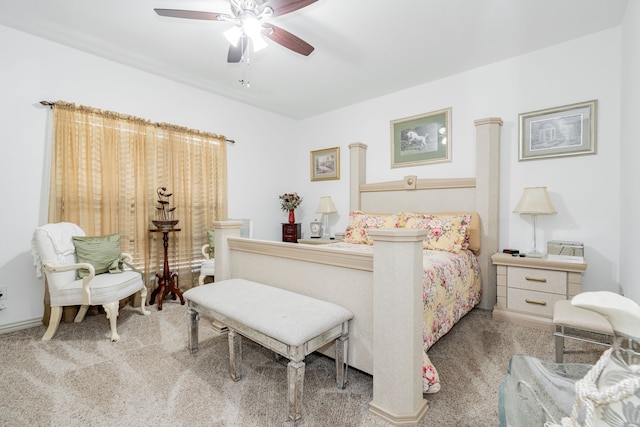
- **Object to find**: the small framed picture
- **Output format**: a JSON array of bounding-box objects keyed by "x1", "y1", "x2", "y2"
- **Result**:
[
  {"x1": 519, "y1": 100, "x2": 597, "y2": 161},
  {"x1": 310, "y1": 147, "x2": 340, "y2": 181},
  {"x1": 391, "y1": 108, "x2": 452, "y2": 168}
]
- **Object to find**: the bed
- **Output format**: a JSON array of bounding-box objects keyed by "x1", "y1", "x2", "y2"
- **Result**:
[
  {"x1": 321, "y1": 209, "x2": 482, "y2": 394},
  {"x1": 212, "y1": 117, "x2": 502, "y2": 424}
]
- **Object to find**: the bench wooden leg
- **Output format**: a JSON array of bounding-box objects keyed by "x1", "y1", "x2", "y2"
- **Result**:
[
  {"x1": 187, "y1": 306, "x2": 200, "y2": 354},
  {"x1": 335, "y1": 333, "x2": 349, "y2": 389},
  {"x1": 287, "y1": 360, "x2": 305, "y2": 421},
  {"x1": 229, "y1": 330, "x2": 243, "y2": 381}
]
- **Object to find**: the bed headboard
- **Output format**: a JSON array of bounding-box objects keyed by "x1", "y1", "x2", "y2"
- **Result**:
[{"x1": 348, "y1": 117, "x2": 503, "y2": 310}]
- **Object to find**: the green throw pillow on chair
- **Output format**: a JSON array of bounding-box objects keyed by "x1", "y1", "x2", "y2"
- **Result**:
[{"x1": 73, "y1": 233, "x2": 123, "y2": 278}]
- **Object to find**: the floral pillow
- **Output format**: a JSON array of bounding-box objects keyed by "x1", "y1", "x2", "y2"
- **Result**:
[
  {"x1": 344, "y1": 211, "x2": 399, "y2": 245},
  {"x1": 401, "y1": 213, "x2": 471, "y2": 253}
]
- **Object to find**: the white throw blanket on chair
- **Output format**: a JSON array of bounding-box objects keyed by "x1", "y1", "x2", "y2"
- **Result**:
[{"x1": 31, "y1": 222, "x2": 85, "y2": 278}]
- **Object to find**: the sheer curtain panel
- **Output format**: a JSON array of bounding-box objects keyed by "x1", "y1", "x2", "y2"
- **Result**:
[{"x1": 48, "y1": 101, "x2": 227, "y2": 308}]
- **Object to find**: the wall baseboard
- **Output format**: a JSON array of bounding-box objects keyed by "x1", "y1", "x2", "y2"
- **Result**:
[{"x1": 0, "y1": 318, "x2": 42, "y2": 334}]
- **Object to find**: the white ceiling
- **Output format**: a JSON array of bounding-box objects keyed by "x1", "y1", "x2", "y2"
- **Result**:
[{"x1": 0, "y1": 0, "x2": 629, "y2": 119}]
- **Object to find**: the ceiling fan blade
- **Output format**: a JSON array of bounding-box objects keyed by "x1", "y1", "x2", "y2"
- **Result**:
[
  {"x1": 227, "y1": 35, "x2": 248, "y2": 63},
  {"x1": 262, "y1": 0, "x2": 318, "y2": 17},
  {"x1": 154, "y1": 9, "x2": 228, "y2": 21},
  {"x1": 262, "y1": 24, "x2": 314, "y2": 56}
]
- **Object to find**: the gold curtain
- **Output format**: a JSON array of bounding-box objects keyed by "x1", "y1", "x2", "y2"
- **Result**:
[{"x1": 48, "y1": 101, "x2": 227, "y2": 301}]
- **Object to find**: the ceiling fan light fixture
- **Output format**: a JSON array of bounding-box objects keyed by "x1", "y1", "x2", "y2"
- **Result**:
[
  {"x1": 251, "y1": 33, "x2": 268, "y2": 51},
  {"x1": 243, "y1": 16, "x2": 262, "y2": 39},
  {"x1": 241, "y1": 15, "x2": 267, "y2": 52},
  {"x1": 224, "y1": 25, "x2": 243, "y2": 46}
]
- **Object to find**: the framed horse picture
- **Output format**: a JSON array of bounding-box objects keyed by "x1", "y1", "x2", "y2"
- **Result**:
[{"x1": 391, "y1": 108, "x2": 452, "y2": 168}]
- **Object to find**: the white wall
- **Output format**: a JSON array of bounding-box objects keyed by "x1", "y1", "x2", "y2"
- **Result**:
[
  {"x1": 620, "y1": 2, "x2": 640, "y2": 301},
  {"x1": 0, "y1": 24, "x2": 296, "y2": 328},
  {"x1": 297, "y1": 29, "x2": 623, "y2": 298}
]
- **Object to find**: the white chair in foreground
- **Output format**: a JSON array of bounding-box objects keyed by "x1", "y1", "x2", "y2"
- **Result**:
[{"x1": 32, "y1": 222, "x2": 150, "y2": 342}]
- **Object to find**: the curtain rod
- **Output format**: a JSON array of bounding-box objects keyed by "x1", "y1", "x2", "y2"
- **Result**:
[{"x1": 39, "y1": 100, "x2": 235, "y2": 144}]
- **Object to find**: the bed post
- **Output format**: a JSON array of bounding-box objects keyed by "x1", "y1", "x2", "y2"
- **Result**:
[
  {"x1": 368, "y1": 228, "x2": 429, "y2": 425},
  {"x1": 474, "y1": 117, "x2": 502, "y2": 310},
  {"x1": 211, "y1": 221, "x2": 243, "y2": 282},
  {"x1": 349, "y1": 142, "x2": 367, "y2": 212}
]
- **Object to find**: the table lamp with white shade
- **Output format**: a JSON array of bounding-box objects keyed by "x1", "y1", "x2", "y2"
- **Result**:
[
  {"x1": 513, "y1": 187, "x2": 557, "y2": 258},
  {"x1": 316, "y1": 196, "x2": 337, "y2": 239}
]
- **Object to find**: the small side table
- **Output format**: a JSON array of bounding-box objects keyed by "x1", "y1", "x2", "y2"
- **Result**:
[
  {"x1": 149, "y1": 228, "x2": 184, "y2": 310},
  {"x1": 282, "y1": 223, "x2": 301, "y2": 243}
]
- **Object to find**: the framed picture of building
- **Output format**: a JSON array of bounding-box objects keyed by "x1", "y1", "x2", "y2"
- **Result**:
[
  {"x1": 519, "y1": 100, "x2": 597, "y2": 161},
  {"x1": 310, "y1": 147, "x2": 340, "y2": 181},
  {"x1": 391, "y1": 108, "x2": 452, "y2": 168}
]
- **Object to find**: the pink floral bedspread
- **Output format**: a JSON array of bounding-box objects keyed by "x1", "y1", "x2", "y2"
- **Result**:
[{"x1": 323, "y1": 242, "x2": 481, "y2": 393}]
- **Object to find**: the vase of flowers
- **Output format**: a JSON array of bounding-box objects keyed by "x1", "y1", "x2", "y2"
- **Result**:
[{"x1": 279, "y1": 192, "x2": 302, "y2": 224}]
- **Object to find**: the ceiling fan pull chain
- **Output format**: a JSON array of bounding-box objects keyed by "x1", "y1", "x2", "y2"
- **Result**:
[
  {"x1": 245, "y1": 56, "x2": 252, "y2": 88},
  {"x1": 239, "y1": 45, "x2": 252, "y2": 88}
]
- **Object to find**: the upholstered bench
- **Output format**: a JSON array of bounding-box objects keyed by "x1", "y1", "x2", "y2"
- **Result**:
[
  {"x1": 553, "y1": 299, "x2": 613, "y2": 362},
  {"x1": 183, "y1": 278, "x2": 354, "y2": 422}
]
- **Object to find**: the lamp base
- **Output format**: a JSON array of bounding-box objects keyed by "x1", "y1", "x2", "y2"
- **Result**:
[{"x1": 321, "y1": 215, "x2": 330, "y2": 239}]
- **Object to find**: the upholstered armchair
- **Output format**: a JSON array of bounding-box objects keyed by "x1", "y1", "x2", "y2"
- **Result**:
[{"x1": 32, "y1": 222, "x2": 150, "y2": 342}]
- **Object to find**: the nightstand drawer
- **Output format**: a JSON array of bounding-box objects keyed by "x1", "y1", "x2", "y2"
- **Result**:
[
  {"x1": 507, "y1": 287, "x2": 565, "y2": 318},
  {"x1": 507, "y1": 267, "x2": 566, "y2": 295}
]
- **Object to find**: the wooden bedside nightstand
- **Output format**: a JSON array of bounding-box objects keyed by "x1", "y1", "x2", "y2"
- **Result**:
[
  {"x1": 282, "y1": 223, "x2": 301, "y2": 243},
  {"x1": 491, "y1": 253, "x2": 587, "y2": 331}
]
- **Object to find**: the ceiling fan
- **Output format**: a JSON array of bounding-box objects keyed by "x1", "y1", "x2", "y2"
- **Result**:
[{"x1": 155, "y1": 0, "x2": 316, "y2": 63}]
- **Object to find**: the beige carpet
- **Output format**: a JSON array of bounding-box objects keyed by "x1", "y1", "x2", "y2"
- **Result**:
[{"x1": 0, "y1": 302, "x2": 602, "y2": 426}]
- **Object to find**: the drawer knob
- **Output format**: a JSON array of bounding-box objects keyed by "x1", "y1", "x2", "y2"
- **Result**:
[
  {"x1": 525, "y1": 298, "x2": 547, "y2": 306},
  {"x1": 525, "y1": 276, "x2": 547, "y2": 283}
]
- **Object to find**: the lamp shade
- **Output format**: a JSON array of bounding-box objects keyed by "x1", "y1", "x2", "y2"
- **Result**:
[
  {"x1": 316, "y1": 196, "x2": 337, "y2": 214},
  {"x1": 513, "y1": 187, "x2": 557, "y2": 215}
]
